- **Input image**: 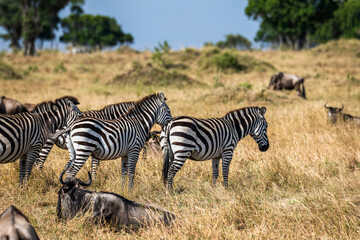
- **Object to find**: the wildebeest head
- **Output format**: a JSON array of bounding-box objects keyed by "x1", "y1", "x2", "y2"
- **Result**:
[
  {"x1": 0, "y1": 205, "x2": 39, "y2": 240},
  {"x1": 57, "y1": 169, "x2": 92, "y2": 220},
  {"x1": 324, "y1": 103, "x2": 344, "y2": 124}
]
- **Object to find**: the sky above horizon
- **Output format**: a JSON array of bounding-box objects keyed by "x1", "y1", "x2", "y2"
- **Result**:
[{"x1": 0, "y1": 1, "x2": 260, "y2": 51}]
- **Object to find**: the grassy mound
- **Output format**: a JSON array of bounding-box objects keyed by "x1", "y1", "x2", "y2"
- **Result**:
[
  {"x1": 112, "y1": 62, "x2": 205, "y2": 88},
  {"x1": 198, "y1": 50, "x2": 275, "y2": 73},
  {"x1": 0, "y1": 59, "x2": 22, "y2": 79},
  {"x1": 312, "y1": 39, "x2": 360, "y2": 57}
]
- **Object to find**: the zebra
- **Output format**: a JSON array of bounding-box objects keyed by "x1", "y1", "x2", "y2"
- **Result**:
[
  {"x1": 0, "y1": 96, "x2": 82, "y2": 186},
  {"x1": 65, "y1": 92, "x2": 172, "y2": 189},
  {"x1": 161, "y1": 106, "x2": 269, "y2": 191},
  {"x1": 35, "y1": 101, "x2": 135, "y2": 171}
]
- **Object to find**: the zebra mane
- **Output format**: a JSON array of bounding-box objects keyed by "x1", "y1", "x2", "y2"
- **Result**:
[
  {"x1": 55, "y1": 96, "x2": 80, "y2": 105},
  {"x1": 33, "y1": 100, "x2": 56, "y2": 112},
  {"x1": 99, "y1": 101, "x2": 134, "y2": 111},
  {"x1": 125, "y1": 92, "x2": 163, "y2": 116},
  {"x1": 224, "y1": 106, "x2": 258, "y2": 118}
]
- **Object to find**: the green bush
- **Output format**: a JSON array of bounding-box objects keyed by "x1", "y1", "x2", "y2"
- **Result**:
[
  {"x1": 0, "y1": 60, "x2": 22, "y2": 79},
  {"x1": 54, "y1": 62, "x2": 67, "y2": 73}
]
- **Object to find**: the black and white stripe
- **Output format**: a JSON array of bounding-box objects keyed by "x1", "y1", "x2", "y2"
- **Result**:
[
  {"x1": 35, "y1": 101, "x2": 135, "y2": 170},
  {"x1": 161, "y1": 106, "x2": 269, "y2": 191},
  {"x1": 0, "y1": 96, "x2": 82, "y2": 185},
  {"x1": 66, "y1": 92, "x2": 172, "y2": 188}
]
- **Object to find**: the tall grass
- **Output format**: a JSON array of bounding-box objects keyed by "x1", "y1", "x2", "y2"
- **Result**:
[{"x1": 0, "y1": 40, "x2": 360, "y2": 239}]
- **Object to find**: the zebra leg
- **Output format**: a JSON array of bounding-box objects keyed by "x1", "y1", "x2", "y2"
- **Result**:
[
  {"x1": 35, "y1": 138, "x2": 55, "y2": 170},
  {"x1": 18, "y1": 155, "x2": 27, "y2": 187},
  {"x1": 166, "y1": 153, "x2": 190, "y2": 192},
  {"x1": 121, "y1": 156, "x2": 128, "y2": 189},
  {"x1": 221, "y1": 152, "x2": 234, "y2": 188},
  {"x1": 127, "y1": 150, "x2": 140, "y2": 189},
  {"x1": 65, "y1": 133, "x2": 76, "y2": 176},
  {"x1": 91, "y1": 157, "x2": 100, "y2": 177},
  {"x1": 212, "y1": 158, "x2": 220, "y2": 187},
  {"x1": 24, "y1": 149, "x2": 40, "y2": 181}
]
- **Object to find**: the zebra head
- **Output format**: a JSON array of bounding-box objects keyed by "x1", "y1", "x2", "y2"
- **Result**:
[
  {"x1": 249, "y1": 107, "x2": 269, "y2": 152},
  {"x1": 155, "y1": 92, "x2": 172, "y2": 127},
  {"x1": 54, "y1": 96, "x2": 82, "y2": 130}
]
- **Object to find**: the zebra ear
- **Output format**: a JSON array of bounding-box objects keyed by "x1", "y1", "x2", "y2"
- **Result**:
[
  {"x1": 260, "y1": 107, "x2": 266, "y2": 116},
  {"x1": 158, "y1": 92, "x2": 166, "y2": 102}
]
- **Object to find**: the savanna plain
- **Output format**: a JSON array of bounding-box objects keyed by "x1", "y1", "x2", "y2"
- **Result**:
[{"x1": 0, "y1": 40, "x2": 360, "y2": 239}]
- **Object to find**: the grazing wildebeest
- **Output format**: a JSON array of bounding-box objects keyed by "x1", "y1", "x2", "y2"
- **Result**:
[
  {"x1": 0, "y1": 205, "x2": 39, "y2": 240},
  {"x1": 268, "y1": 72, "x2": 306, "y2": 98},
  {"x1": 324, "y1": 103, "x2": 360, "y2": 125},
  {"x1": 0, "y1": 96, "x2": 28, "y2": 114},
  {"x1": 142, "y1": 131, "x2": 161, "y2": 160},
  {"x1": 57, "y1": 169, "x2": 175, "y2": 229}
]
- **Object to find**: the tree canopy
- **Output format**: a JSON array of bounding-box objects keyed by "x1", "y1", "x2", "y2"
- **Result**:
[
  {"x1": 245, "y1": 0, "x2": 360, "y2": 49},
  {"x1": 60, "y1": 8, "x2": 133, "y2": 51}
]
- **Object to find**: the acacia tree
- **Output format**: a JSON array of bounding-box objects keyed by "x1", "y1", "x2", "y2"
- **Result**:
[
  {"x1": 245, "y1": 0, "x2": 341, "y2": 49},
  {"x1": 60, "y1": 12, "x2": 133, "y2": 51}
]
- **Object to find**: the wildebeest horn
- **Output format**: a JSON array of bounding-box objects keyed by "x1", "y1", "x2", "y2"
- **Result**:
[
  {"x1": 78, "y1": 171, "x2": 92, "y2": 186},
  {"x1": 340, "y1": 104, "x2": 344, "y2": 111},
  {"x1": 324, "y1": 103, "x2": 330, "y2": 109},
  {"x1": 59, "y1": 168, "x2": 71, "y2": 186}
]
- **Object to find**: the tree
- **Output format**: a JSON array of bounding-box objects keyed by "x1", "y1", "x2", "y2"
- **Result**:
[
  {"x1": 245, "y1": 0, "x2": 341, "y2": 49},
  {"x1": 216, "y1": 34, "x2": 252, "y2": 50},
  {"x1": 0, "y1": 0, "x2": 83, "y2": 55},
  {"x1": 0, "y1": 0, "x2": 22, "y2": 50},
  {"x1": 60, "y1": 13, "x2": 133, "y2": 51}
]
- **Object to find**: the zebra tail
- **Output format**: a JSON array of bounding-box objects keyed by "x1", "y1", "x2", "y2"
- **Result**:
[{"x1": 161, "y1": 126, "x2": 173, "y2": 186}]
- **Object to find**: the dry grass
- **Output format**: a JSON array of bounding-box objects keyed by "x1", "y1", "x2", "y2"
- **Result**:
[{"x1": 1, "y1": 40, "x2": 360, "y2": 239}]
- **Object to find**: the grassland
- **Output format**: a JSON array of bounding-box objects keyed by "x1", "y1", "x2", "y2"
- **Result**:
[{"x1": 0, "y1": 39, "x2": 360, "y2": 239}]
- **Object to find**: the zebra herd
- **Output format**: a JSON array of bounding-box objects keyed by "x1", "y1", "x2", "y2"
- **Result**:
[{"x1": 0, "y1": 92, "x2": 269, "y2": 190}]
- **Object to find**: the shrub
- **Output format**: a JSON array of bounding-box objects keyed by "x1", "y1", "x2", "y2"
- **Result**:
[{"x1": 0, "y1": 60, "x2": 22, "y2": 79}]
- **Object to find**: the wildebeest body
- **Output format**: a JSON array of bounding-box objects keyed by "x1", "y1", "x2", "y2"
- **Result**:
[
  {"x1": 0, "y1": 205, "x2": 39, "y2": 240},
  {"x1": 57, "y1": 171, "x2": 175, "y2": 228},
  {"x1": 268, "y1": 72, "x2": 306, "y2": 98},
  {"x1": 324, "y1": 103, "x2": 360, "y2": 125},
  {"x1": 0, "y1": 96, "x2": 28, "y2": 114}
]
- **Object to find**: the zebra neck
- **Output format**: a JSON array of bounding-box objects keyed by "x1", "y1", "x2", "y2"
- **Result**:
[{"x1": 226, "y1": 108, "x2": 254, "y2": 142}]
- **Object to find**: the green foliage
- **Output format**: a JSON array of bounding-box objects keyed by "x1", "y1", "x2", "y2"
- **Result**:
[
  {"x1": 0, "y1": 0, "x2": 83, "y2": 55},
  {"x1": 245, "y1": 0, "x2": 342, "y2": 49},
  {"x1": 60, "y1": 9, "x2": 133, "y2": 51},
  {"x1": 54, "y1": 62, "x2": 66, "y2": 73},
  {"x1": 0, "y1": 59, "x2": 22, "y2": 79},
  {"x1": 151, "y1": 41, "x2": 171, "y2": 67},
  {"x1": 238, "y1": 82, "x2": 253, "y2": 90},
  {"x1": 216, "y1": 34, "x2": 252, "y2": 50}
]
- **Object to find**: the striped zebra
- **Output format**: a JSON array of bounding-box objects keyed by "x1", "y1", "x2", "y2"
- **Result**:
[
  {"x1": 161, "y1": 106, "x2": 269, "y2": 191},
  {"x1": 0, "y1": 96, "x2": 82, "y2": 186},
  {"x1": 35, "y1": 101, "x2": 135, "y2": 171},
  {"x1": 65, "y1": 92, "x2": 172, "y2": 188}
]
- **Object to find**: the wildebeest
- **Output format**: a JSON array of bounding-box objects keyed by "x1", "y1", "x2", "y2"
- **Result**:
[
  {"x1": 324, "y1": 103, "x2": 360, "y2": 125},
  {"x1": 0, "y1": 96, "x2": 28, "y2": 114},
  {"x1": 142, "y1": 131, "x2": 161, "y2": 160},
  {"x1": 268, "y1": 72, "x2": 306, "y2": 98},
  {"x1": 57, "y1": 169, "x2": 175, "y2": 229},
  {"x1": 23, "y1": 103, "x2": 37, "y2": 112},
  {"x1": 0, "y1": 205, "x2": 39, "y2": 240}
]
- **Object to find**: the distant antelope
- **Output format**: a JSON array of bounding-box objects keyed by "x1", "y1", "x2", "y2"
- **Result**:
[{"x1": 324, "y1": 103, "x2": 360, "y2": 125}]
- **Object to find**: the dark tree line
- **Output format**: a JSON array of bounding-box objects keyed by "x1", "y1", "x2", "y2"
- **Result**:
[
  {"x1": 0, "y1": 0, "x2": 133, "y2": 55},
  {"x1": 246, "y1": 0, "x2": 360, "y2": 50}
]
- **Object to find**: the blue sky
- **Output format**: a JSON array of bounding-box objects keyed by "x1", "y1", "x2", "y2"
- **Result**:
[{"x1": 0, "y1": 0, "x2": 260, "y2": 51}]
